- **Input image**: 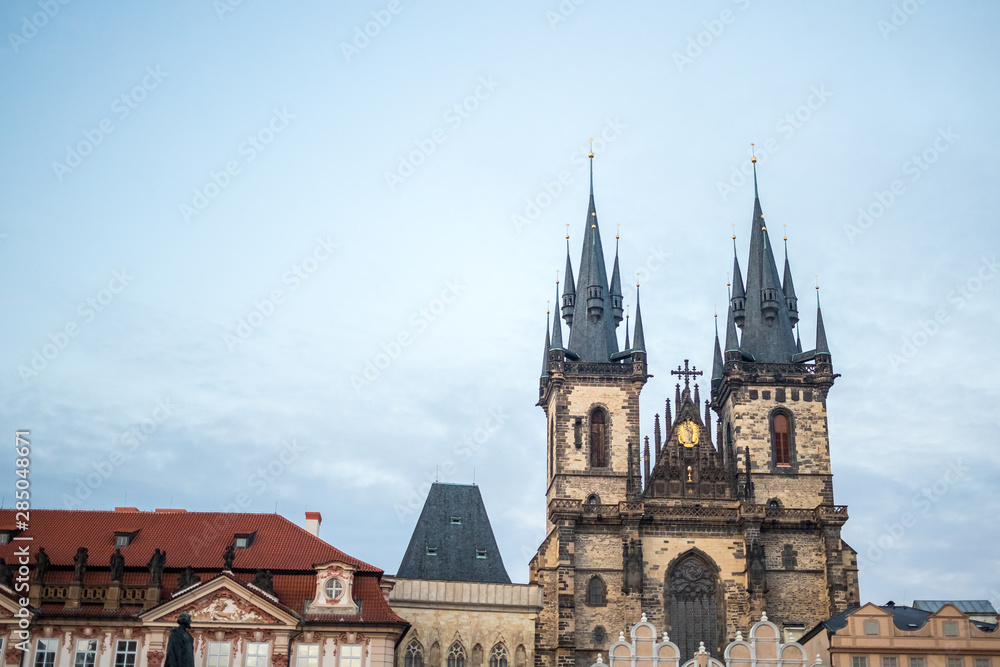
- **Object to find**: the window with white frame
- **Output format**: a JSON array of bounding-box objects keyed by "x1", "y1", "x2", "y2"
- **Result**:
[
  {"x1": 246, "y1": 643, "x2": 269, "y2": 667},
  {"x1": 947, "y1": 658, "x2": 963, "y2": 667},
  {"x1": 864, "y1": 621, "x2": 879, "y2": 635},
  {"x1": 341, "y1": 644, "x2": 362, "y2": 667},
  {"x1": 944, "y1": 622, "x2": 959, "y2": 637},
  {"x1": 296, "y1": 645, "x2": 319, "y2": 667},
  {"x1": 115, "y1": 640, "x2": 138, "y2": 667},
  {"x1": 208, "y1": 642, "x2": 231, "y2": 667},
  {"x1": 910, "y1": 658, "x2": 926, "y2": 667},
  {"x1": 882, "y1": 658, "x2": 898, "y2": 667},
  {"x1": 75, "y1": 639, "x2": 99, "y2": 667},
  {"x1": 35, "y1": 639, "x2": 58, "y2": 667},
  {"x1": 853, "y1": 657, "x2": 868, "y2": 667},
  {"x1": 975, "y1": 660, "x2": 991, "y2": 667}
]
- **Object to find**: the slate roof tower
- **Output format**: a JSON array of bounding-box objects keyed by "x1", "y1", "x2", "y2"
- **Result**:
[{"x1": 397, "y1": 483, "x2": 510, "y2": 584}]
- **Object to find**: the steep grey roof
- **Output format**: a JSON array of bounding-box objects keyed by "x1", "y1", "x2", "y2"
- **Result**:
[
  {"x1": 540, "y1": 314, "x2": 551, "y2": 378},
  {"x1": 816, "y1": 293, "x2": 830, "y2": 356},
  {"x1": 914, "y1": 600, "x2": 998, "y2": 614},
  {"x1": 800, "y1": 603, "x2": 998, "y2": 646},
  {"x1": 712, "y1": 320, "x2": 724, "y2": 381},
  {"x1": 550, "y1": 284, "x2": 564, "y2": 351},
  {"x1": 396, "y1": 483, "x2": 511, "y2": 584},
  {"x1": 724, "y1": 303, "x2": 740, "y2": 354},
  {"x1": 737, "y1": 192, "x2": 799, "y2": 362}
]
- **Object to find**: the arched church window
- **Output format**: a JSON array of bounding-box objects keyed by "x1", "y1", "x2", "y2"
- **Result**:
[
  {"x1": 592, "y1": 626, "x2": 606, "y2": 645},
  {"x1": 447, "y1": 644, "x2": 466, "y2": 667},
  {"x1": 587, "y1": 576, "x2": 606, "y2": 605},
  {"x1": 488, "y1": 645, "x2": 507, "y2": 667},
  {"x1": 772, "y1": 413, "x2": 791, "y2": 466},
  {"x1": 590, "y1": 408, "x2": 608, "y2": 468},
  {"x1": 587, "y1": 494, "x2": 599, "y2": 506},
  {"x1": 405, "y1": 642, "x2": 424, "y2": 667}
]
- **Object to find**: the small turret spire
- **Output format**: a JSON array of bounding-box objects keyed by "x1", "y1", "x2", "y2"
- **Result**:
[
  {"x1": 623, "y1": 305, "x2": 631, "y2": 350},
  {"x1": 712, "y1": 310, "x2": 724, "y2": 383},
  {"x1": 731, "y1": 226, "x2": 746, "y2": 328},
  {"x1": 724, "y1": 302, "x2": 740, "y2": 357},
  {"x1": 541, "y1": 307, "x2": 551, "y2": 378},
  {"x1": 751, "y1": 144, "x2": 759, "y2": 199},
  {"x1": 610, "y1": 225, "x2": 624, "y2": 325},
  {"x1": 561, "y1": 225, "x2": 576, "y2": 326},
  {"x1": 551, "y1": 280, "x2": 564, "y2": 350},
  {"x1": 815, "y1": 283, "x2": 830, "y2": 357},
  {"x1": 632, "y1": 279, "x2": 646, "y2": 352},
  {"x1": 782, "y1": 226, "x2": 799, "y2": 326}
]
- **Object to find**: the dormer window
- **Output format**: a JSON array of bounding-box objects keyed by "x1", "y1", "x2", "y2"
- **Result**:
[
  {"x1": 426, "y1": 547, "x2": 438, "y2": 556},
  {"x1": 233, "y1": 532, "x2": 256, "y2": 549},
  {"x1": 450, "y1": 516, "x2": 461, "y2": 525},
  {"x1": 114, "y1": 530, "x2": 138, "y2": 548},
  {"x1": 0, "y1": 531, "x2": 11, "y2": 545},
  {"x1": 324, "y1": 578, "x2": 343, "y2": 600},
  {"x1": 476, "y1": 549, "x2": 487, "y2": 559}
]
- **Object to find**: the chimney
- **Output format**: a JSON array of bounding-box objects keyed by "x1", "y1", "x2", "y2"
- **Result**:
[{"x1": 305, "y1": 512, "x2": 322, "y2": 537}]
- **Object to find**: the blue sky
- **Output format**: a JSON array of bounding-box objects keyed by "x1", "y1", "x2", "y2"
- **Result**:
[{"x1": 1, "y1": 1, "x2": 998, "y2": 614}]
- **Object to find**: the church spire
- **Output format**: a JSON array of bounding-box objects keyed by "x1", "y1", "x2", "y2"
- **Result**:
[
  {"x1": 733, "y1": 154, "x2": 799, "y2": 363},
  {"x1": 551, "y1": 281, "x2": 564, "y2": 351},
  {"x1": 815, "y1": 285, "x2": 830, "y2": 358},
  {"x1": 724, "y1": 302, "x2": 740, "y2": 360},
  {"x1": 782, "y1": 228, "x2": 799, "y2": 327},
  {"x1": 610, "y1": 227, "x2": 624, "y2": 325},
  {"x1": 623, "y1": 306, "x2": 631, "y2": 350},
  {"x1": 561, "y1": 225, "x2": 576, "y2": 327},
  {"x1": 565, "y1": 149, "x2": 619, "y2": 362},
  {"x1": 540, "y1": 308, "x2": 551, "y2": 378},
  {"x1": 731, "y1": 227, "x2": 746, "y2": 328},
  {"x1": 632, "y1": 282, "x2": 646, "y2": 352},
  {"x1": 712, "y1": 311, "x2": 724, "y2": 383}
]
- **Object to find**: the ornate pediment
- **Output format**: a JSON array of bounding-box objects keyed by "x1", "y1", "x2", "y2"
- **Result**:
[{"x1": 166, "y1": 589, "x2": 280, "y2": 624}]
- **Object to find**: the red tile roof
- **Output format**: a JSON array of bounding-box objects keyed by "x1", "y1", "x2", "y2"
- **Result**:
[
  {"x1": 0, "y1": 509, "x2": 406, "y2": 626},
  {"x1": 0, "y1": 509, "x2": 378, "y2": 572}
]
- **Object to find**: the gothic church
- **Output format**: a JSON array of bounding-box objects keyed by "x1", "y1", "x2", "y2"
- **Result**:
[{"x1": 530, "y1": 153, "x2": 859, "y2": 667}]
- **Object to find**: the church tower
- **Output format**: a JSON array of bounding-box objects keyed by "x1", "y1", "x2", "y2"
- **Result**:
[
  {"x1": 530, "y1": 154, "x2": 858, "y2": 667},
  {"x1": 532, "y1": 152, "x2": 649, "y2": 667}
]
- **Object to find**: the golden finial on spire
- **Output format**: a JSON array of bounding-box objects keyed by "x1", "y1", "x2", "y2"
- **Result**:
[
  {"x1": 751, "y1": 142, "x2": 757, "y2": 164},
  {"x1": 565, "y1": 223, "x2": 570, "y2": 240},
  {"x1": 616, "y1": 223, "x2": 620, "y2": 240},
  {"x1": 783, "y1": 224, "x2": 787, "y2": 241},
  {"x1": 714, "y1": 304, "x2": 718, "y2": 319},
  {"x1": 626, "y1": 304, "x2": 630, "y2": 319},
  {"x1": 726, "y1": 271, "x2": 730, "y2": 288},
  {"x1": 588, "y1": 138, "x2": 594, "y2": 159},
  {"x1": 636, "y1": 272, "x2": 640, "y2": 288},
  {"x1": 731, "y1": 223, "x2": 736, "y2": 240},
  {"x1": 556, "y1": 269, "x2": 559, "y2": 286},
  {"x1": 546, "y1": 299, "x2": 550, "y2": 315}
]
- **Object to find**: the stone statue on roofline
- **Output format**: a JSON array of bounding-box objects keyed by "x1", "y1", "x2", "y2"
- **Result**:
[
  {"x1": 110, "y1": 548, "x2": 125, "y2": 582},
  {"x1": 222, "y1": 544, "x2": 236, "y2": 570},
  {"x1": 164, "y1": 612, "x2": 195, "y2": 667},
  {"x1": 178, "y1": 566, "x2": 201, "y2": 590},
  {"x1": 148, "y1": 548, "x2": 167, "y2": 585},
  {"x1": 34, "y1": 548, "x2": 49, "y2": 583},
  {"x1": 73, "y1": 547, "x2": 89, "y2": 582}
]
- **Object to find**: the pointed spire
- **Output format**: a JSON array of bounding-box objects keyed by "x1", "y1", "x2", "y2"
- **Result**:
[
  {"x1": 561, "y1": 225, "x2": 576, "y2": 326},
  {"x1": 551, "y1": 281, "x2": 564, "y2": 350},
  {"x1": 623, "y1": 305, "x2": 631, "y2": 350},
  {"x1": 541, "y1": 309, "x2": 551, "y2": 378},
  {"x1": 632, "y1": 282, "x2": 646, "y2": 352},
  {"x1": 712, "y1": 312, "x2": 724, "y2": 382},
  {"x1": 643, "y1": 436, "x2": 651, "y2": 489},
  {"x1": 724, "y1": 302, "x2": 740, "y2": 356},
  {"x1": 815, "y1": 285, "x2": 830, "y2": 357},
  {"x1": 736, "y1": 155, "x2": 798, "y2": 362},
  {"x1": 731, "y1": 227, "x2": 746, "y2": 328},
  {"x1": 610, "y1": 227, "x2": 624, "y2": 325},
  {"x1": 566, "y1": 147, "x2": 618, "y2": 362},
  {"x1": 751, "y1": 145, "x2": 759, "y2": 199},
  {"x1": 654, "y1": 413, "x2": 662, "y2": 452},
  {"x1": 782, "y1": 227, "x2": 799, "y2": 326},
  {"x1": 665, "y1": 399, "x2": 672, "y2": 426},
  {"x1": 796, "y1": 323, "x2": 803, "y2": 354}
]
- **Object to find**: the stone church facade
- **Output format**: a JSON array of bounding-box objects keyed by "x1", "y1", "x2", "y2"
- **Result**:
[{"x1": 529, "y1": 155, "x2": 859, "y2": 667}]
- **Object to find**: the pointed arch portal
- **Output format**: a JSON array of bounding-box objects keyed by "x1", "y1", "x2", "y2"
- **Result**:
[{"x1": 665, "y1": 550, "x2": 725, "y2": 663}]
